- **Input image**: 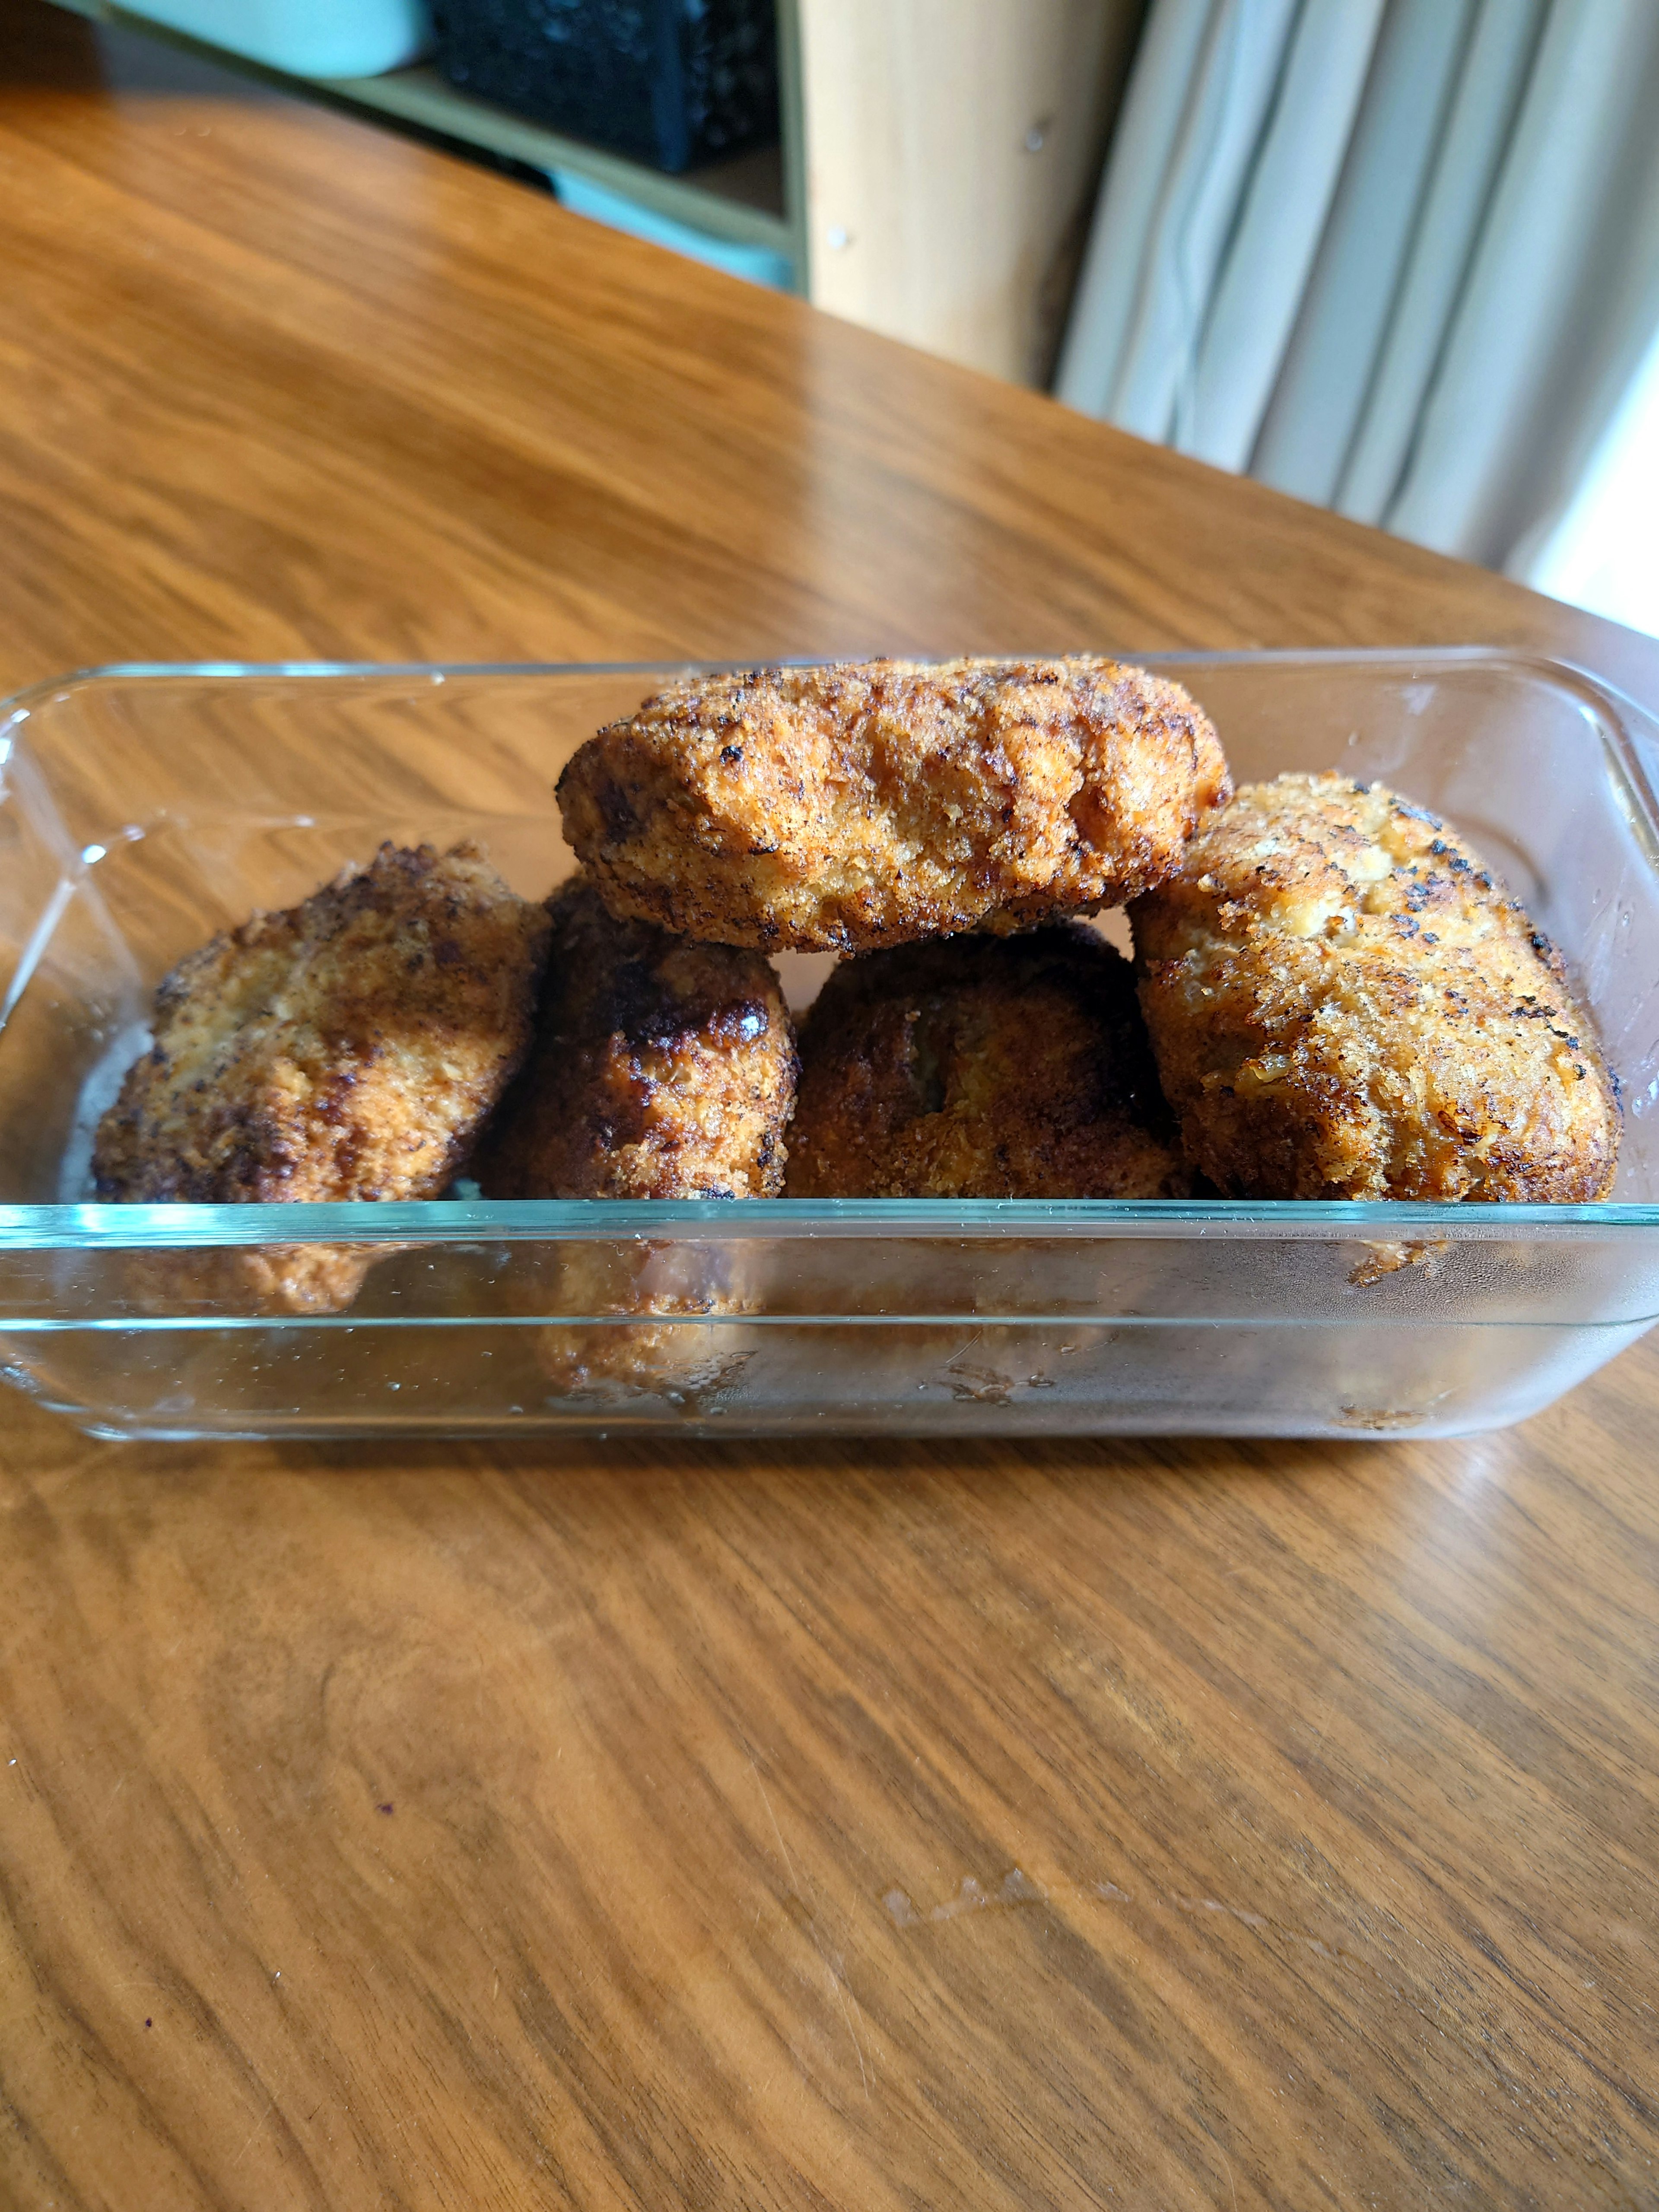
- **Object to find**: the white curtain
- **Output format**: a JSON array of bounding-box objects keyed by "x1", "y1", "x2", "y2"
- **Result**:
[
  {"x1": 1056, "y1": 0, "x2": 1659, "y2": 584},
  {"x1": 1528, "y1": 322, "x2": 1659, "y2": 635}
]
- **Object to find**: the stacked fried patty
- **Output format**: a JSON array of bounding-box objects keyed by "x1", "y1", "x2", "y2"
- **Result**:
[{"x1": 556, "y1": 655, "x2": 1230, "y2": 950}]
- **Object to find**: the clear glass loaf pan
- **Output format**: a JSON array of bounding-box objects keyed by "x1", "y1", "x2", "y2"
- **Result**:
[{"x1": 1, "y1": 652, "x2": 1656, "y2": 1443}]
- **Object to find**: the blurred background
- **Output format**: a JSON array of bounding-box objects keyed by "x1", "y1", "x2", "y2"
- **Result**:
[{"x1": 23, "y1": 0, "x2": 1659, "y2": 639}]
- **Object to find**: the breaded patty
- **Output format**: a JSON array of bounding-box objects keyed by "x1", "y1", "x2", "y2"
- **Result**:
[
  {"x1": 535, "y1": 1241, "x2": 756, "y2": 1403},
  {"x1": 125, "y1": 1241, "x2": 387, "y2": 1321},
  {"x1": 557, "y1": 656, "x2": 1231, "y2": 951},
  {"x1": 785, "y1": 925, "x2": 1190, "y2": 1199},
  {"x1": 477, "y1": 875, "x2": 796, "y2": 1199},
  {"x1": 93, "y1": 841, "x2": 549, "y2": 1310},
  {"x1": 1131, "y1": 773, "x2": 1621, "y2": 1201}
]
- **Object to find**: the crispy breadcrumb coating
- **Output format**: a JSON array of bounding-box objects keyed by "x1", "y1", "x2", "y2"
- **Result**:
[
  {"x1": 534, "y1": 1241, "x2": 756, "y2": 1403},
  {"x1": 785, "y1": 926, "x2": 1190, "y2": 1199},
  {"x1": 95, "y1": 841, "x2": 547, "y2": 1204},
  {"x1": 477, "y1": 880, "x2": 791, "y2": 1396},
  {"x1": 557, "y1": 656, "x2": 1231, "y2": 951},
  {"x1": 477, "y1": 875, "x2": 796, "y2": 1199},
  {"x1": 92, "y1": 841, "x2": 549, "y2": 1311},
  {"x1": 125, "y1": 1242, "x2": 385, "y2": 1321},
  {"x1": 1131, "y1": 773, "x2": 1621, "y2": 1201}
]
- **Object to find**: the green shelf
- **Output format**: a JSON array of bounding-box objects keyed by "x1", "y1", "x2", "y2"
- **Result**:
[{"x1": 49, "y1": 0, "x2": 804, "y2": 282}]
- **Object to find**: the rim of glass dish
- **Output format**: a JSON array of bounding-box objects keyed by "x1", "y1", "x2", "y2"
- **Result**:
[
  {"x1": 1, "y1": 649, "x2": 1653, "y2": 1245},
  {"x1": 0, "y1": 642, "x2": 1654, "y2": 691},
  {"x1": 3, "y1": 644, "x2": 1653, "y2": 854},
  {"x1": 2, "y1": 1198, "x2": 1658, "y2": 1247}
]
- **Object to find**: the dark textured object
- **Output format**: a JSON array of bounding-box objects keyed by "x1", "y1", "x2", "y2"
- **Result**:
[
  {"x1": 476, "y1": 875, "x2": 796, "y2": 1199},
  {"x1": 786, "y1": 926, "x2": 1192, "y2": 1201},
  {"x1": 432, "y1": 0, "x2": 778, "y2": 173}
]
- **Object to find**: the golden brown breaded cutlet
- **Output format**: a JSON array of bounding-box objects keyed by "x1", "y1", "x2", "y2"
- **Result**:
[
  {"x1": 124, "y1": 1241, "x2": 384, "y2": 1321},
  {"x1": 534, "y1": 1241, "x2": 757, "y2": 1404},
  {"x1": 477, "y1": 875, "x2": 796, "y2": 1199},
  {"x1": 785, "y1": 925, "x2": 1190, "y2": 1199},
  {"x1": 95, "y1": 840, "x2": 548, "y2": 1208},
  {"x1": 1131, "y1": 773, "x2": 1621, "y2": 1201},
  {"x1": 556, "y1": 656, "x2": 1231, "y2": 952}
]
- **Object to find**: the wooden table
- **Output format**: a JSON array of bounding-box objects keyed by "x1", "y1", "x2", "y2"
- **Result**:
[{"x1": 3, "y1": 10, "x2": 1656, "y2": 2207}]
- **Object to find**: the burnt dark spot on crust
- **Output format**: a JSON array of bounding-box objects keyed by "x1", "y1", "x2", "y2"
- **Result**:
[{"x1": 586, "y1": 775, "x2": 639, "y2": 844}]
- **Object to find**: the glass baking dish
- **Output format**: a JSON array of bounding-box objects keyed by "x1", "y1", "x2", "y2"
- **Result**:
[{"x1": 1, "y1": 651, "x2": 1656, "y2": 1442}]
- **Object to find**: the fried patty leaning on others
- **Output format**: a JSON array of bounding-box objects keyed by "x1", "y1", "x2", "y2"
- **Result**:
[
  {"x1": 1131, "y1": 773, "x2": 1621, "y2": 1201},
  {"x1": 557, "y1": 656, "x2": 1231, "y2": 952}
]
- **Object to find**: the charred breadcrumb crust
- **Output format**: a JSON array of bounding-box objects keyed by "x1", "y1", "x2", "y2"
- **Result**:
[
  {"x1": 92, "y1": 841, "x2": 550, "y2": 1310},
  {"x1": 556, "y1": 655, "x2": 1231, "y2": 952},
  {"x1": 785, "y1": 925, "x2": 1190, "y2": 1199},
  {"x1": 1131, "y1": 773, "x2": 1621, "y2": 1201},
  {"x1": 477, "y1": 875, "x2": 797, "y2": 1199}
]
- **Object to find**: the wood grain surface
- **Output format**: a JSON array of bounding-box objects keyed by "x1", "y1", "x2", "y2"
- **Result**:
[{"x1": 2, "y1": 7, "x2": 1658, "y2": 2208}]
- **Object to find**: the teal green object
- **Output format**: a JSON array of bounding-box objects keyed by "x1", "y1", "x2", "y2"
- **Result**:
[
  {"x1": 118, "y1": 0, "x2": 430, "y2": 75},
  {"x1": 550, "y1": 169, "x2": 793, "y2": 291}
]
